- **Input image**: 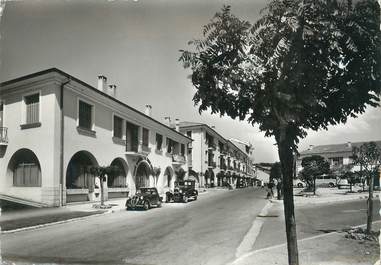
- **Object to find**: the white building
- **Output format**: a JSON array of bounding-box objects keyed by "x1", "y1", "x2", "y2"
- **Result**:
[
  {"x1": 0, "y1": 68, "x2": 192, "y2": 207},
  {"x1": 178, "y1": 122, "x2": 255, "y2": 188}
]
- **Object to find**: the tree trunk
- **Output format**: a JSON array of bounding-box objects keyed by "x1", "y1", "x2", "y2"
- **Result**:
[
  {"x1": 313, "y1": 177, "x2": 316, "y2": 195},
  {"x1": 277, "y1": 129, "x2": 299, "y2": 265},
  {"x1": 366, "y1": 173, "x2": 374, "y2": 234},
  {"x1": 100, "y1": 175, "x2": 105, "y2": 206}
]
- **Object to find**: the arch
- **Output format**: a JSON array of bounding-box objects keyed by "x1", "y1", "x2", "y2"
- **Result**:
[
  {"x1": 217, "y1": 172, "x2": 225, "y2": 187},
  {"x1": 66, "y1": 151, "x2": 98, "y2": 189},
  {"x1": 135, "y1": 160, "x2": 152, "y2": 189},
  {"x1": 108, "y1": 158, "x2": 128, "y2": 188},
  {"x1": 188, "y1": 169, "x2": 199, "y2": 183},
  {"x1": 8, "y1": 148, "x2": 41, "y2": 187},
  {"x1": 164, "y1": 166, "x2": 174, "y2": 188}
]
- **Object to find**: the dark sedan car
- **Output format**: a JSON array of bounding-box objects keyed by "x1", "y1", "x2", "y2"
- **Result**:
[
  {"x1": 167, "y1": 180, "x2": 198, "y2": 203},
  {"x1": 126, "y1": 187, "x2": 162, "y2": 210}
]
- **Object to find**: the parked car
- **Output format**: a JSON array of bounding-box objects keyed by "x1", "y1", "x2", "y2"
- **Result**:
[
  {"x1": 293, "y1": 179, "x2": 305, "y2": 188},
  {"x1": 337, "y1": 178, "x2": 350, "y2": 189},
  {"x1": 126, "y1": 187, "x2": 162, "y2": 210},
  {"x1": 166, "y1": 180, "x2": 198, "y2": 203},
  {"x1": 315, "y1": 175, "x2": 337, "y2": 188}
]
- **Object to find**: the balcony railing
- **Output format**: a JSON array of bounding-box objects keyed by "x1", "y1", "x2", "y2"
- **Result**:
[
  {"x1": 208, "y1": 143, "x2": 217, "y2": 150},
  {"x1": 172, "y1": 154, "x2": 186, "y2": 164},
  {"x1": 125, "y1": 142, "x2": 150, "y2": 156},
  {"x1": 0, "y1": 127, "x2": 8, "y2": 145}
]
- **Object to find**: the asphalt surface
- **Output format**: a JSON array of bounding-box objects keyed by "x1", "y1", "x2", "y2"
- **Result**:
[
  {"x1": 1, "y1": 188, "x2": 378, "y2": 265},
  {"x1": 1, "y1": 188, "x2": 268, "y2": 265},
  {"x1": 253, "y1": 198, "x2": 380, "y2": 251}
]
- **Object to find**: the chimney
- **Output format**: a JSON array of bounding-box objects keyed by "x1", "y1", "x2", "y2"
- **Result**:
[
  {"x1": 145, "y1": 105, "x2": 152, "y2": 117},
  {"x1": 211, "y1": 126, "x2": 216, "y2": 129},
  {"x1": 97, "y1": 75, "x2": 107, "y2": 92},
  {"x1": 175, "y1": 119, "x2": 180, "y2": 132},
  {"x1": 108, "y1": 84, "x2": 117, "y2": 97},
  {"x1": 164, "y1": 116, "x2": 171, "y2": 127}
]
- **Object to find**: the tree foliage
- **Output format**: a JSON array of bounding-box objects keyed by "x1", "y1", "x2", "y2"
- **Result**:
[
  {"x1": 179, "y1": 2, "x2": 380, "y2": 148},
  {"x1": 352, "y1": 142, "x2": 381, "y2": 233},
  {"x1": 298, "y1": 155, "x2": 330, "y2": 189},
  {"x1": 179, "y1": 1, "x2": 380, "y2": 264}
]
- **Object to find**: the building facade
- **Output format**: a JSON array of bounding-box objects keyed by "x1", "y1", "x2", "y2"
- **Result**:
[
  {"x1": 0, "y1": 68, "x2": 191, "y2": 207},
  {"x1": 178, "y1": 122, "x2": 255, "y2": 188},
  {"x1": 296, "y1": 141, "x2": 381, "y2": 185}
]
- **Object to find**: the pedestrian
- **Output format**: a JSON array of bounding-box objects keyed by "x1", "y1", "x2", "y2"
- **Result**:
[
  {"x1": 261, "y1": 180, "x2": 264, "y2": 188},
  {"x1": 268, "y1": 181, "x2": 274, "y2": 198},
  {"x1": 276, "y1": 179, "x2": 282, "y2": 200}
]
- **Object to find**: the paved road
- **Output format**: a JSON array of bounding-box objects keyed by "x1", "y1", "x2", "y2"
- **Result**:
[
  {"x1": 253, "y1": 199, "x2": 380, "y2": 251},
  {"x1": 1, "y1": 188, "x2": 268, "y2": 265},
  {"x1": 1, "y1": 189, "x2": 378, "y2": 265}
]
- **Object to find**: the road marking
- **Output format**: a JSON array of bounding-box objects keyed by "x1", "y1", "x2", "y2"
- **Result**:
[
  {"x1": 230, "y1": 220, "x2": 381, "y2": 265},
  {"x1": 235, "y1": 200, "x2": 273, "y2": 258}
]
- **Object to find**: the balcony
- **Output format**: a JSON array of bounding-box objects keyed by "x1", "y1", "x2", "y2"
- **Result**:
[
  {"x1": 0, "y1": 127, "x2": 8, "y2": 145},
  {"x1": 172, "y1": 154, "x2": 186, "y2": 165},
  {"x1": 125, "y1": 143, "x2": 150, "y2": 156},
  {"x1": 208, "y1": 143, "x2": 217, "y2": 151},
  {"x1": 208, "y1": 161, "x2": 216, "y2": 168}
]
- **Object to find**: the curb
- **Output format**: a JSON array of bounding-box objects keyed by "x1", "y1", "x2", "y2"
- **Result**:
[
  {"x1": 1, "y1": 211, "x2": 108, "y2": 234},
  {"x1": 294, "y1": 195, "x2": 374, "y2": 206}
]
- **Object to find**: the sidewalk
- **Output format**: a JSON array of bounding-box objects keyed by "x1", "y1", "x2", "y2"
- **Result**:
[
  {"x1": 293, "y1": 187, "x2": 380, "y2": 206},
  {"x1": 233, "y1": 226, "x2": 380, "y2": 265},
  {"x1": 0, "y1": 188, "x2": 221, "y2": 233},
  {"x1": 233, "y1": 194, "x2": 380, "y2": 265}
]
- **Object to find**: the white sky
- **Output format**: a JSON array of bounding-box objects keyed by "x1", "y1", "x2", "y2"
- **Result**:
[{"x1": 1, "y1": 0, "x2": 380, "y2": 162}]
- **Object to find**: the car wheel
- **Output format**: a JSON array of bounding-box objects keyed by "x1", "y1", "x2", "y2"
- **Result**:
[
  {"x1": 157, "y1": 201, "x2": 162, "y2": 208},
  {"x1": 194, "y1": 196, "x2": 197, "y2": 201},
  {"x1": 143, "y1": 201, "x2": 150, "y2": 210},
  {"x1": 183, "y1": 196, "x2": 188, "y2": 203},
  {"x1": 297, "y1": 183, "x2": 303, "y2": 188},
  {"x1": 328, "y1": 183, "x2": 334, "y2": 188}
]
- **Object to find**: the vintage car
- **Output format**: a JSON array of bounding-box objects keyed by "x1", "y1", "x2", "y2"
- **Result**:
[
  {"x1": 166, "y1": 180, "x2": 198, "y2": 203},
  {"x1": 126, "y1": 187, "x2": 162, "y2": 210}
]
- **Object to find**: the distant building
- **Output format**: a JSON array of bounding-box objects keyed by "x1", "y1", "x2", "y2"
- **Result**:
[
  {"x1": 178, "y1": 122, "x2": 255, "y2": 188},
  {"x1": 296, "y1": 141, "x2": 381, "y2": 184},
  {"x1": 0, "y1": 68, "x2": 191, "y2": 207}
]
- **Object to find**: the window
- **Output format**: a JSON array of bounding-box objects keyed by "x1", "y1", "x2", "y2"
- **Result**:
[
  {"x1": 142, "y1": 128, "x2": 149, "y2": 147},
  {"x1": 78, "y1": 100, "x2": 93, "y2": 130},
  {"x1": 25, "y1": 93, "x2": 40, "y2": 124},
  {"x1": 330, "y1": 157, "x2": 343, "y2": 166},
  {"x1": 181, "y1": 144, "x2": 185, "y2": 156},
  {"x1": 167, "y1": 138, "x2": 173, "y2": 153},
  {"x1": 156, "y1": 133, "x2": 163, "y2": 150},
  {"x1": 113, "y1": 115, "x2": 123, "y2": 138},
  {"x1": 10, "y1": 149, "x2": 41, "y2": 187},
  {"x1": 186, "y1": 131, "x2": 192, "y2": 138},
  {"x1": 0, "y1": 102, "x2": 3, "y2": 127}
]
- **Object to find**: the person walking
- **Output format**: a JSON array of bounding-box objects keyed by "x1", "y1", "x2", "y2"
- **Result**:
[{"x1": 276, "y1": 179, "x2": 283, "y2": 200}]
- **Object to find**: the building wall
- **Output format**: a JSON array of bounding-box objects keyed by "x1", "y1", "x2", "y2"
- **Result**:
[
  {"x1": 0, "y1": 71, "x2": 191, "y2": 207},
  {"x1": 62, "y1": 81, "x2": 189, "y2": 202},
  {"x1": 0, "y1": 77, "x2": 61, "y2": 205}
]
